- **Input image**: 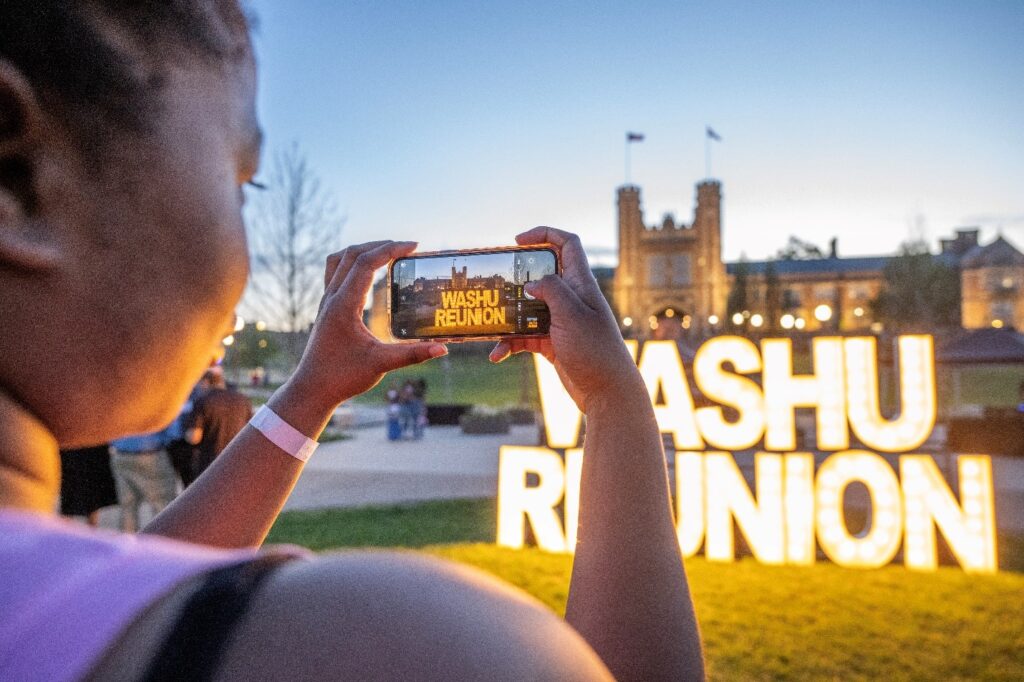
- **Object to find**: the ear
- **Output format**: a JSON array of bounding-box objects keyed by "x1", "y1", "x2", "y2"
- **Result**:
[{"x1": 0, "y1": 59, "x2": 60, "y2": 272}]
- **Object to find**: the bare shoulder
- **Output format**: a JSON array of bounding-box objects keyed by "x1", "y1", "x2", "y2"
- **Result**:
[{"x1": 215, "y1": 551, "x2": 613, "y2": 681}]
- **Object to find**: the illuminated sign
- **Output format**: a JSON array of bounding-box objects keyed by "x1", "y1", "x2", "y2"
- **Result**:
[
  {"x1": 435, "y1": 289, "x2": 506, "y2": 328},
  {"x1": 498, "y1": 336, "x2": 999, "y2": 573}
]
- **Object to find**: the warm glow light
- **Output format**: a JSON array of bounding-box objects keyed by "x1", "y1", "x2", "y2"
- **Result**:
[
  {"x1": 665, "y1": 309, "x2": 675, "y2": 318},
  {"x1": 731, "y1": 312, "x2": 744, "y2": 325},
  {"x1": 255, "y1": 320, "x2": 267, "y2": 331},
  {"x1": 762, "y1": 337, "x2": 847, "y2": 451},
  {"x1": 622, "y1": 316, "x2": 633, "y2": 327},
  {"x1": 780, "y1": 313, "x2": 795, "y2": 329},
  {"x1": 991, "y1": 319, "x2": 1004, "y2": 329},
  {"x1": 517, "y1": 334, "x2": 1001, "y2": 573},
  {"x1": 784, "y1": 453, "x2": 816, "y2": 565},
  {"x1": 258, "y1": 339, "x2": 268, "y2": 349},
  {"x1": 535, "y1": 341, "x2": 638, "y2": 449},
  {"x1": 900, "y1": 455, "x2": 997, "y2": 573},
  {"x1": 814, "y1": 304, "x2": 833, "y2": 322},
  {"x1": 854, "y1": 306, "x2": 865, "y2": 317},
  {"x1": 637, "y1": 341, "x2": 704, "y2": 449},
  {"x1": 708, "y1": 315, "x2": 719, "y2": 325},
  {"x1": 750, "y1": 313, "x2": 764, "y2": 328},
  {"x1": 705, "y1": 452, "x2": 785, "y2": 564},
  {"x1": 222, "y1": 335, "x2": 235, "y2": 346},
  {"x1": 675, "y1": 452, "x2": 705, "y2": 557},
  {"x1": 497, "y1": 446, "x2": 567, "y2": 552},
  {"x1": 534, "y1": 354, "x2": 584, "y2": 449},
  {"x1": 795, "y1": 318, "x2": 806, "y2": 330},
  {"x1": 844, "y1": 336, "x2": 935, "y2": 452},
  {"x1": 815, "y1": 451, "x2": 903, "y2": 568},
  {"x1": 234, "y1": 315, "x2": 245, "y2": 332},
  {"x1": 693, "y1": 336, "x2": 765, "y2": 450}
]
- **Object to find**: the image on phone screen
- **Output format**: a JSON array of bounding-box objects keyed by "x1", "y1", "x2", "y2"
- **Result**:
[{"x1": 390, "y1": 248, "x2": 557, "y2": 339}]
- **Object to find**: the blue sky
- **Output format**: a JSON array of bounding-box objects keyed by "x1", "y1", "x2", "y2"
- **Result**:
[{"x1": 245, "y1": 0, "x2": 1023, "y2": 264}]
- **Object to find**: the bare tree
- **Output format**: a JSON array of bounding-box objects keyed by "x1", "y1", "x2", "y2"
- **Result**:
[{"x1": 244, "y1": 144, "x2": 344, "y2": 364}]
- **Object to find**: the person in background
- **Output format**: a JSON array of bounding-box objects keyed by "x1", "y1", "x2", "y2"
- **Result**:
[
  {"x1": 59, "y1": 445, "x2": 118, "y2": 527},
  {"x1": 399, "y1": 379, "x2": 420, "y2": 439},
  {"x1": 413, "y1": 377, "x2": 428, "y2": 439},
  {"x1": 385, "y1": 384, "x2": 402, "y2": 441},
  {"x1": 185, "y1": 367, "x2": 253, "y2": 479},
  {"x1": 110, "y1": 430, "x2": 178, "y2": 533},
  {"x1": 164, "y1": 374, "x2": 212, "y2": 488}
]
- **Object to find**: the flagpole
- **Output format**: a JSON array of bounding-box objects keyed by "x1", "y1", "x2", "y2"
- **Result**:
[
  {"x1": 705, "y1": 130, "x2": 711, "y2": 179},
  {"x1": 625, "y1": 137, "x2": 631, "y2": 185}
]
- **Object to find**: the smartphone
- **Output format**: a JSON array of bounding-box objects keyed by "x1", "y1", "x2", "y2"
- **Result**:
[{"x1": 388, "y1": 245, "x2": 560, "y2": 342}]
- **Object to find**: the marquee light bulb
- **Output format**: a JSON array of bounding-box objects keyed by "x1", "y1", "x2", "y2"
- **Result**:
[
  {"x1": 762, "y1": 337, "x2": 848, "y2": 451},
  {"x1": 496, "y1": 446, "x2": 568, "y2": 553},
  {"x1": 705, "y1": 452, "x2": 785, "y2": 564},
  {"x1": 900, "y1": 455, "x2": 997, "y2": 573},
  {"x1": 675, "y1": 452, "x2": 705, "y2": 557},
  {"x1": 637, "y1": 341, "x2": 704, "y2": 450},
  {"x1": 844, "y1": 336, "x2": 936, "y2": 452},
  {"x1": 693, "y1": 336, "x2": 766, "y2": 450},
  {"x1": 815, "y1": 451, "x2": 903, "y2": 568}
]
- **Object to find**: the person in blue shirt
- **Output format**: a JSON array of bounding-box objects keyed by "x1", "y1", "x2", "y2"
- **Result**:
[{"x1": 110, "y1": 429, "x2": 178, "y2": 533}]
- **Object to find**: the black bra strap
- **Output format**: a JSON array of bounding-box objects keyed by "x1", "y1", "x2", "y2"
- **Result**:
[{"x1": 142, "y1": 554, "x2": 295, "y2": 682}]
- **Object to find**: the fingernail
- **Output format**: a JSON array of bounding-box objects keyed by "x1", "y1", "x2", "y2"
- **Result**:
[
  {"x1": 428, "y1": 344, "x2": 447, "y2": 358},
  {"x1": 524, "y1": 282, "x2": 537, "y2": 294},
  {"x1": 490, "y1": 349, "x2": 510, "y2": 363}
]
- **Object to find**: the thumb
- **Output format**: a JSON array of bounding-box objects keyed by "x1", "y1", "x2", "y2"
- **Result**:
[
  {"x1": 524, "y1": 274, "x2": 584, "y2": 318},
  {"x1": 375, "y1": 342, "x2": 448, "y2": 373}
]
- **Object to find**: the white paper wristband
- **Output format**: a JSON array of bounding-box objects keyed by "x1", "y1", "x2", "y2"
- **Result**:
[{"x1": 250, "y1": 405, "x2": 319, "y2": 462}]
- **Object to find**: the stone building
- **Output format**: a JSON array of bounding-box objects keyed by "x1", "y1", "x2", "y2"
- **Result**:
[
  {"x1": 613, "y1": 181, "x2": 728, "y2": 338},
  {"x1": 366, "y1": 180, "x2": 1024, "y2": 339},
  {"x1": 613, "y1": 181, "x2": 1024, "y2": 337}
]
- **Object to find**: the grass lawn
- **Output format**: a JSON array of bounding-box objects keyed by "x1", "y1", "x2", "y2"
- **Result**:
[
  {"x1": 268, "y1": 499, "x2": 1024, "y2": 681},
  {"x1": 353, "y1": 346, "x2": 539, "y2": 408}
]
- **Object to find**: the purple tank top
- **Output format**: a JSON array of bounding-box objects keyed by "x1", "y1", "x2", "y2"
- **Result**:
[{"x1": 0, "y1": 508, "x2": 265, "y2": 681}]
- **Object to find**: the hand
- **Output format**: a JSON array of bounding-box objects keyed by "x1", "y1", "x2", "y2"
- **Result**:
[
  {"x1": 489, "y1": 227, "x2": 641, "y2": 412},
  {"x1": 289, "y1": 241, "x2": 447, "y2": 410}
]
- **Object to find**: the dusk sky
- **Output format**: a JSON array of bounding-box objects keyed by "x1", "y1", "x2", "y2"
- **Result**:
[{"x1": 245, "y1": 0, "x2": 1023, "y2": 265}]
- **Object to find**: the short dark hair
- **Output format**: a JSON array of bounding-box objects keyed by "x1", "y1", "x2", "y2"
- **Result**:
[{"x1": 0, "y1": 1, "x2": 251, "y2": 146}]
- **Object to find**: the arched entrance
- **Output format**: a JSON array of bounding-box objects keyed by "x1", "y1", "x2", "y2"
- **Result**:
[{"x1": 647, "y1": 306, "x2": 692, "y2": 340}]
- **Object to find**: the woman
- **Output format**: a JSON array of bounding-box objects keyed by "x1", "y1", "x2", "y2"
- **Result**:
[{"x1": 0, "y1": 3, "x2": 703, "y2": 680}]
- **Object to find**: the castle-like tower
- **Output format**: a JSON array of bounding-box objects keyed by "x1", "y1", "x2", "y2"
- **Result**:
[{"x1": 613, "y1": 180, "x2": 727, "y2": 338}]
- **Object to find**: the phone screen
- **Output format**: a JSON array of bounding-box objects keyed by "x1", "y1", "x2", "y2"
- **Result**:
[{"x1": 390, "y1": 248, "x2": 558, "y2": 340}]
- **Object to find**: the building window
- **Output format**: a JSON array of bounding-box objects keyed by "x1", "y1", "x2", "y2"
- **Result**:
[
  {"x1": 813, "y1": 284, "x2": 835, "y2": 300},
  {"x1": 991, "y1": 301, "x2": 1014, "y2": 327},
  {"x1": 670, "y1": 254, "x2": 692, "y2": 286},
  {"x1": 646, "y1": 255, "x2": 666, "y2": 287},
  {"x1": 646, "y1": 253, "x2": 692, "y2": 288}
]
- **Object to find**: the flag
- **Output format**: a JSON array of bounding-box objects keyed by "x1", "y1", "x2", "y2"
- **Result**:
[
  {"x1": 706, "y1": 126, "x2": 722, "y2": 142},
  {"x1": 627, "y1": 132, "x2": 645, "y2": 142}
]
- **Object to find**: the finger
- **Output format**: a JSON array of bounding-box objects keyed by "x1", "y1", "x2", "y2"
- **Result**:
[
  {"x1": 489, "y1": 340, "x2": 512, "y2": 363},
  {"x1": 374, "y1": 341, "x2": 448, "y2": 373},
  {"x1": 524, "y1": 273, "x2": 586, "y2": 319},
  {"x1": 325, "y1": 240, "x2": 396, "y2": 296},
  {"x1": 515, "y1": 227, "x2": 604, "y2": 307},
  {"x1": 338, "y1": 241, "x2": 418, "y2": 306}
]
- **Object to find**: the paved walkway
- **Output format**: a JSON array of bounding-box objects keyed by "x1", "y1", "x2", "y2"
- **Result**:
[{"x1": 284, "y1": 425, "x2": 541, "y2": 510}]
